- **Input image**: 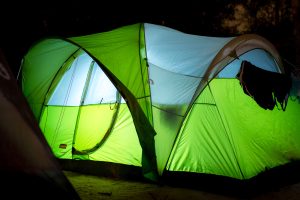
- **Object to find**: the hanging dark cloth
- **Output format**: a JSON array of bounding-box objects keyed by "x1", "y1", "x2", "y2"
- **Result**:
[{"x1": 236, "y1": 61, "x2": 292, "y2": 111}]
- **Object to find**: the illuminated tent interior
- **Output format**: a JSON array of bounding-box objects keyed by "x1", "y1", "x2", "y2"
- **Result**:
[{"x1": 20, "y1": 23, "x2": 300, "y2": 187}]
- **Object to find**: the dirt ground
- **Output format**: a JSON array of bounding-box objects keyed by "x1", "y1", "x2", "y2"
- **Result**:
[{"x1": 64, "y1": 170, "x2": 300, "y2": 200}]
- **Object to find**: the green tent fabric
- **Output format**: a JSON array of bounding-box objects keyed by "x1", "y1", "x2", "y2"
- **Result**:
[{"x1": 20, "y1": 23, "x2": 300, "y2": 182}]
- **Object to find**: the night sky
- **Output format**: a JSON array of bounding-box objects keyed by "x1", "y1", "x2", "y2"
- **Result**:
[
  {"x1": 0, "y1": 2, "x2": 202, "y2": 76},
  {"x1": 1, "y1": 1, "x2": 299, "y2": 77}
]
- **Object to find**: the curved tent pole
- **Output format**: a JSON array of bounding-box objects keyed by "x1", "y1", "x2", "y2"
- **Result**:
[
  {"x1": 207, "y1": 34, "x2": 284, "y2": 76},
  {"x1": 139, "y1": 23, "x2": 153, "y2": 125},
  {"x1": 190, "y1": 33, "x2": 285, "y2": 116},
  {"x1": 72, "y1": 59, "x2": 122, "y2": 154},
  {"x1": 37, "y1": 48, "x2": 82, "y2": 123},
  {"x1": 196, "y1": 34, "x2": 285, "y2": 108}
]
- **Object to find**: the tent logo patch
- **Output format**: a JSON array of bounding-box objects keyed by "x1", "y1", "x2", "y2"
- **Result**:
[{"x1": 59, "y1": 144, "x2": 67, "y2": 149}]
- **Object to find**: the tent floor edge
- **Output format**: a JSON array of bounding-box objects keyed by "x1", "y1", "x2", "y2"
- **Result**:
[
  {"x1": 58, "y1": 159, "x2": 146, "y2": 182},
  {"x1": 162, "y1": 160, "x2": 300, "y2": 198}
]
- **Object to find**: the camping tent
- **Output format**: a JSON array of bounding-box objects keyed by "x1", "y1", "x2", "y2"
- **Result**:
[
  {"x1": 20, "y1": 23, "x2": 300, "y2": 184},
  {"x1": 0, "y1": 49, "x2": 80, "y2": 199}
]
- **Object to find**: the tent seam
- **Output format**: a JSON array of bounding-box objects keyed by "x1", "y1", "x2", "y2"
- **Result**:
[{"x1": 207, "y1": 83, "x2": 245, "y2": 179}]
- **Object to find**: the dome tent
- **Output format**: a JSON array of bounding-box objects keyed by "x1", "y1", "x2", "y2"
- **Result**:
[
  {"x1": 20, "y1": 23, "x2": 300, "y2": 185},
  {"x1": 0, "y1": 49, "x2": 80, "y2": 199}
]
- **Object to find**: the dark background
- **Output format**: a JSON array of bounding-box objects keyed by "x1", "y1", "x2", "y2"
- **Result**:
[{"x1": 1, "y1": 0, "x2": 299, "y2": 79}]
